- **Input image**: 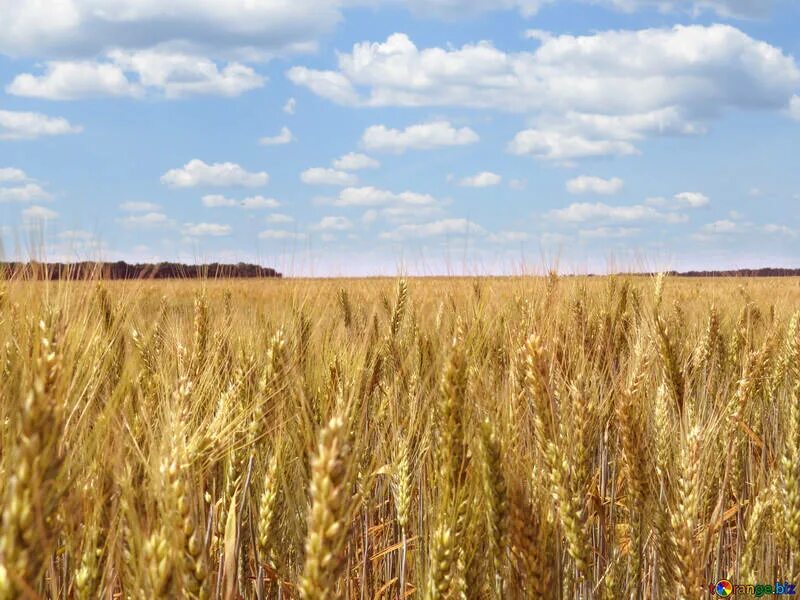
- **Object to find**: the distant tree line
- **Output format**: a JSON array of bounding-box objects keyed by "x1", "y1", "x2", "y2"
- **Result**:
[
  {"x1": 604, "y1": 268, "x2": 800, "y2": 278},
  {"x1": 0, "y1": 261, "x2": 282, "y2": 280},
  {"x1": 667, "y1": 268, "x2": 800, "y2": 277}
]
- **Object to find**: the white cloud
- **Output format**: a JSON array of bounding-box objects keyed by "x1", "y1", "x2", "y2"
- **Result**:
[
  {"x1": 790, "y1": 95, "x2": 800, "y2": 120},
  {"x1": 313, "y1": 216, "x2": 353, "y2": 231},
  {"x1": 258, "y1": 229, "x2": 307, "y2": 240},
  {"x1": 673, "y1": 191, "x2": 710, "y2": 207},
  {"x1": 120, "y1": 212, "x2": 171, "y2": 228},
  {"x1": 701, "y1": 219, "x2": 740, "y2": 233},
  {"x1": 162, "y1": 160, "x2": 268, "y2": 188},
  {"x1": 286, "y1": 68, "x2": 359, "y2": 104},
  {"x1": 283, "y1": 97, "x2": 296, "y2": 115},
  {"x1": 241, "y1": 196, "x2": 280, "y2": 209},
  {"x1": 763, "y1": 224, "x2": 796, "y2": 236},
  {"x1": 547, "y1": 202, "x2": 687, "y2": 223},
  {"x1": 113, "y1": 50, "x2": 263, "y2": 98},
  {"x1": 488, "y1": 230, "x2": 529, "y2": 243},
  {"x1": 201, "y1": 194, "x2": 237, "y2": 207},
  {"x1": 332, "y1": 186, "x2": 438, "y2": 207},
  {"x1": 0, "y1": 183, "x2": 52, "y2": 202},
  {"x1": 0, "y1": 109, "x2": 82, "y2": 140},
  {"x1": 509, "y1": 178, "x2": 527, "y2": 190},
  {"x1": 0, "y1": 0, "x2": 770, "y2": 67},
  {"x1": 0, "y1": 167, "x2": 28, "y2": 182},
  {"x1": 291, "y1": 27, "x2": 799, "y2": 160},
  {"x1": 7, "y1": 61, "x2": 141, "y2": 99},
  {"x1": 540, "y1": 232, "x2": 570, "y2": 245},
  {"x1": 202, "y1": 194, "x2": 280, "y2": 208},
  {"x1": 22, "y1": 205, "x2": 58, "y2": 220},
  {"x1": 183, "y1": 222, "x2": 232, "y2": 236},
  {"x1": 380, "y1": 218, "x2": 485, "y2": 240},
  {"x1": 119, "y1": 201, "x2": 161, "y2": 212},
  {"x1": 361, "y1": 121, "x2": 479, "y2": 153},
  {"x1": 362, "y1": 209, "x2": 379, "y2": 224},
  {"x1": 603, "y1": 0, "x2": 772, "y2": 19},
  {"x1": 8, "y1": 51, "x2": 264, "y2": 100},
  {"x1": 403, "y1": 0, "x2": 769, "y2": 18},
  {"x1": 332, "y1": 152, "x2": 380, "y2": 171},
  {"x1": 292, "y1": 28, "x2": 797, "y2": 113},
  {"x1": 300, "y1": 168, "x2": 358, "y2": 186},
  {"x1": 265, "y1": 213, "x2": 294, "y2": 224},
  {"x1": 401, "y1": 0, "x2": 550, "y2": 18},
  {"x1": 0, "y1": 0, "x2": 343, "y2": 59},
  {"x1": 578, "y1": 226, "x2": 640, "y2": 239},
  {"x1": 379, "y1": 205, "x2": 444, "y2": 223},
  {"x1": 508, "y1": 130, "x2": 637, "y2": 161},
  {"x1": 259, "y1": 126, "x2": 294, "y2": 146},
  {"x1": 566, "y1": 175, "x2": 624, "y2": 195},
  {"x1": 646, "y1": 191, "x2": 710, "y2": 208},
  {"x1": 459, "y1": 171, "x2": 502, "y2": 187},
  {"x1": 57, "y1": 229, "x2": 96, "y2": 241}
]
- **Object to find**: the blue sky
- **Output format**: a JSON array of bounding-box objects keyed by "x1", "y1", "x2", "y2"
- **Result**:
[{"x1": 0, "y1": 0, "x2": 798, "y2": 275}]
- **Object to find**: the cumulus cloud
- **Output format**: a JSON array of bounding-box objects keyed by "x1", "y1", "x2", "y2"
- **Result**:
[
  {"x1": 265, "y1": 213, "x2": 294, "y2": 224},
  {"x1": 313, "y1": 216, "x2": 353, "y2": 231},
  {"x1": 0, "y1": 167, "x2": 29, "y2": 182},
  {"x1": 702, "y1": 219, "x2": 741, "y2": 233},
  {"x1": 673, "y1": 191, "x2": 710, "y2": 207},
  {"x1": 240, "y1": 196, "x2": 281, "y2": 209},
  {"x1": 22, "y1": 205, "x2": 58, "y2": 221},
  {"x1": 183, "y1": 222, "x2": 232, "y2": 236},
  {"x1": 333, "y1": 152, "x2": 380, "y2": 171},
  {"x1": 162, "y1": 160, "x2": 268, "y2": 188},
  {"x1": 646, "y1": 191, "x2": 710, "y2": 208},
  {"x1": 300, "y1": 168, "x2": 358, "y2": 186},
  {"x1": 361, "y1": 121, "x2": 479, "y2": 153},
  {"x1": 0, "y1": 109, "x2": 82, "y2": 140},
  {"x1": 202, "y1": 194, "x2": 280, "y2": 208},
  {"x1": 380, "y1": 218, "x2": 485, "y2": 240},
  {"x1": 332, "y1": 186, "x2": 438, "y2": 207},
  {"x1": 119, "y1": 201, "x2": 161, "y2": 212},
  {"x1": 402, "y1": 0, "x2": 770, "y2": 18},
  {"x1": 0, "y1": 0, "x2": 772, "y2": 68},
  {"x1": 547, "y1": 202, "x2": 688, "y2": 223},
  {"x1": 120, "y1": 212, "x2": 172, "y2": 228},
  {"x1": 291, "y1": 27, "x2": 799, "y2": 160},
  {"x1": 259, "y1": 127, "x2": 294, "y2": 146},
  {"x1": 459, "y1": 172, "x2": 502, "y2": 187},
  {"x1": 0, "y1": 0, "x2": 343, "y2": 59},
  {"x1": 258, "y1": 229, "x2": 307, "y2": 240},
  {"x1": 508, "y1": 130, "x2": 637, "y2": 162},
  {"x1": 0, "y1": 183, "x2": 52, "y2": 203},
  {"x1": 603, "y1": 0, "x2": 771, "y2": 19},
  {"x1": 488, "y1": 230, "x2": 529, "y2": 243},
  {"x1": 790, "y1": 95, "x2": 800, "y2": 120},
  {"x1": 763, "y1": 224, "x2": 796, "y2": 236},
  {"x1": 283, "y1": 97, "x2": 296, "y2": 114},
  {"x1": 566, "y1": 176, "x2": 624, "y2": 195},
  {"x1": 57, "y1": 229, "x2": 96, "y2": 241},
  {"x1": 578, "y1": 226, "x2": 640, "y2": 239},
  {"x1": 201, "y1": 195, "x2": 237, "y2": 207},
  {"x1": 292, "y1": 28, "x2": 797, "y2": 112},
  {"x1": 7, "y1": 61, "x2": 142, "y2": 99},
  {"x1": 8, "y1": 51, "x2": 264, "y2": 100}
]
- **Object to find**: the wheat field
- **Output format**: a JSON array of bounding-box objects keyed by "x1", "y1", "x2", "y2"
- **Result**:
[{"x1": 1, "y1": 274, "x2": 799, "y2": 599}]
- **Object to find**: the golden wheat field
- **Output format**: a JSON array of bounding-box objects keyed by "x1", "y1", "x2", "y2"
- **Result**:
[{"x1": 1, "y1": 274, "x2": 800, "y2": 600}]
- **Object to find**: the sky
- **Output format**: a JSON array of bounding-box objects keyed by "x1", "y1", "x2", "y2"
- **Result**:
[{"x1": 0, "y1": 0, "x2": 798, "y2": 276}]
